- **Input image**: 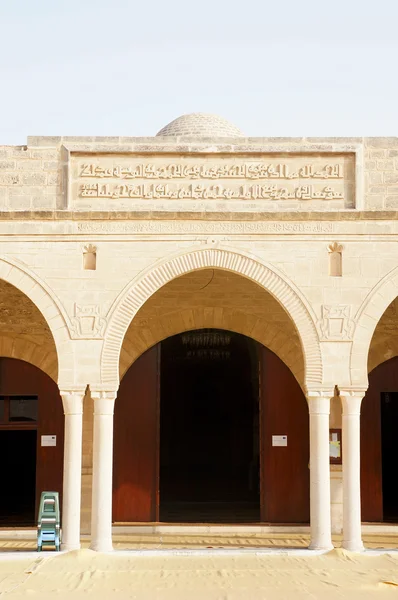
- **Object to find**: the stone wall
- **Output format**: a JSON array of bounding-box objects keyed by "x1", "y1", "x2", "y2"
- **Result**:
[
  {"x1": 0, "y1": 135, "x2": 397, "y2": 212},
  {"x1": 2, "y1": 134, "x2": 398, "y2": 537},
  {"x1": 0, "y1": 145, "x2": 62, "y2": 210},
  {"x1": 364, "y1": 138, "x2": 398, "y2": 210}
]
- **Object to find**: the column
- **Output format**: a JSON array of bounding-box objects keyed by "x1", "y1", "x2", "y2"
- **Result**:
[
  {"x1": 90, "y1": 390, "x2": 116, "y2": 552},
  {"x1": 307, "y1": 393, "x2": 333, "y2": 550},
  {"x1": 60, "y1": 391, "x2": 84, "y2": 551},
  {"x1": 341, "y1": 391, "x2": 365, "y2": 552}
]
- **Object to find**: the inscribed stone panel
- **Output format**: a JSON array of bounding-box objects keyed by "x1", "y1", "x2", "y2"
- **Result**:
[{"x1": 69, "y1": 153, "x2": 356, "y2": 211}]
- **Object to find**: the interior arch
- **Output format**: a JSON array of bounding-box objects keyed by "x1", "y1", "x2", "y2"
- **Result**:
[
  {"x1": 102, "y1": 246, "x2": 321, "y2": 389},
  {"x1": 0, "y1": 279, "x2": 58, "y2": 380},
  {"x1": 120, "y1": 269, "x2": 305, "y2": 388}
]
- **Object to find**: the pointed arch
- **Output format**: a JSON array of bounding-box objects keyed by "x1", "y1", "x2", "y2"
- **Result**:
[{"x1": 101, "y1": 246, "x2": 322, "y2": 388}]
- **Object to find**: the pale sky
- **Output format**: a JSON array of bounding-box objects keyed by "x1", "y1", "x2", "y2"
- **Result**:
[{"x1": 1, "y1": 0, "x2": 398, "y2": 144}]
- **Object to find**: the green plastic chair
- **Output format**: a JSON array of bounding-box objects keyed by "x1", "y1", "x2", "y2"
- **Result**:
[{"x1": 37, "y1": 491, "x2": 60, "y2": 551}]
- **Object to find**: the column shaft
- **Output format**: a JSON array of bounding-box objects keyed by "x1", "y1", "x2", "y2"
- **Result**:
[
  {"x1": 342, "y1": 393, "x2": 364, "y2": 551},
  {"x1": 308, "y1": 395, "x2": 333, "y2": 550},
  {"x1": 61, "y1": 392, "x2": 84, "y2": 551},
  {"x1": 90, "y1": 393, "x2": 116, "y2": 552}
]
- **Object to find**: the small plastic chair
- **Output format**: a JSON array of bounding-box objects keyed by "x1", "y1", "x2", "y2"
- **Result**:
[{"x1": 37, "y1": 491, "x2": 60, "y2": 551}]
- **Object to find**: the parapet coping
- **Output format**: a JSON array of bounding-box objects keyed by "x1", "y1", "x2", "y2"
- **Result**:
[{"x1": 28, "y1": 136, "x2": 368, "y2": 147}]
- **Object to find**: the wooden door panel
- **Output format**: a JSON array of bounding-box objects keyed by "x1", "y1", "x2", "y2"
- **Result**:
[
  {"x1": 360, "y1": 356, "x2": 398, "y2": 522},
  {"x1": 113, "y1": 345, "x2": 159, "y2": 522},
  {"x1": 0, "y1": 358, "x2": 64, "y2": 517},
  {"x1": 260, "y1": 347, "x2": 310, "y2": 523}
]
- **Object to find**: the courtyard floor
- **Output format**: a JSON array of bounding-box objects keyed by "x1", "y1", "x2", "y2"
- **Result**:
[{"x1": 1, "y1": 534, "x2": 398, "y2": 599}]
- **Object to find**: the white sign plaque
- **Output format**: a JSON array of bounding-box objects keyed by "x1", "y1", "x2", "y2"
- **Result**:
[
  {"x1": 41, "y1": 435, "x2": 56, "y2": 447},
  {"x1": 272, "y1": 435, "x2": 287, "y2": 447}
]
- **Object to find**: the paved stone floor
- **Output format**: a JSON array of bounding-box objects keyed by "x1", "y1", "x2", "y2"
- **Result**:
[{"x1": 1, "y1": 532, "x2": 398, "y2": 551}]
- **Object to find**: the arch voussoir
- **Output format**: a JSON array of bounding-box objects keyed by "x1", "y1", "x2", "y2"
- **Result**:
[{"x1": 102, "y1": 246, "x2": 322, "y2": 390}]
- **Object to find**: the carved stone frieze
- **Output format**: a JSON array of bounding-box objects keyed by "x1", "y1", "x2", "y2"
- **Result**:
[
  {"x1": 76, "y1": 221, "x2": 334, "y2": 234},
  {"x1": 318, "y1": 305, "x2": 356, "y2": 341},
  {"x1": 69, "y1": 152, "x2": 356, "y2": 209},
  {"x1": 70, "y1": 304, "x2": 106, "y2": 339}
]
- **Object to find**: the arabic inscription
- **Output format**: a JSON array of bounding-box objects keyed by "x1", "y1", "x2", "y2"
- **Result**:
[{"x1": 72, "y1": 154, "x2": 354, "y2": 205}]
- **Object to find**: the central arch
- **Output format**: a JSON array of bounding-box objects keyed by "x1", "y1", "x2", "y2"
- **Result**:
[{"x1": 101, "y1": 246, "x2": 322, "y2": 388}]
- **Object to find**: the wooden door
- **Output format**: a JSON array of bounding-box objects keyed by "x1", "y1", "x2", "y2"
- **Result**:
[
  {"x1": 113, "y1": 345, "x2": 160, "y2": 522},
  {"x1": 259, "y1": 346, "x2": 310, "y2": 523},
  {"x1": 360, "y1": 356, "x2": 398, "y2": 522},
  {"x1": 0, "y1": 358, "x2": 64, "y2": 517}
]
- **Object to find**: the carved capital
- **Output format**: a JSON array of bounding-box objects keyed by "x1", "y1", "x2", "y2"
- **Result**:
[
  {"x1": 306, "y1": 389, "x2": 335, "y2": 415},
  {"x1": 339, "y1": 388, "x2": 367, "y2": 415},
  {"x1": 60, "y1": 392, "x2": 84, "y2": 415},
  {"x1": 307, "y1": 395, "x2": 331, "y2": 415},
  {"x1": 70, "y1": 304, "x2": 106, "y2": 339},
  {"x1": 318, "y1": 305, "x2": 356, "y2": 341},
  {"x1": 91, "y1": 389, "x2": 117, "y2": 415}
]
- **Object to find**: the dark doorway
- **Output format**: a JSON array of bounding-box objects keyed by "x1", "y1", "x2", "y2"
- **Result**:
[
  {"x1": 361, "y1": 357, "x2": 398, "y2": 522},
  {"x1": 381, "y1": 392, "x2": 398, "y2": 521},
  {"x1": 159, "y1": 329, "x2": 260, "y2": 523},
  {"x1": 0, "y1": 430, "x2": 37, "y2": 525},
  {"x1": 113, "y1": 331, "x2": 309, "y2": 524},
  {"x1": 0, "y1": 360, "x2": 64, "y2": 526}
]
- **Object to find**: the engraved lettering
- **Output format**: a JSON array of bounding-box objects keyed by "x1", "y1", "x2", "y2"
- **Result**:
[
  {"x1": 76, "y1": 222, "x2": 334, "y2": 234},
  {"x1": 73, "y1": 154, "x2": 353, "y2": 206}
]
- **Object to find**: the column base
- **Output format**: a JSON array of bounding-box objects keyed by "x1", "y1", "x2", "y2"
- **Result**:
[
  {"x1": 89, "y1": 540, "x2": 114, "y2": 552},
  {"x1": 342, "y1": 540, "x2": 365, "y2": 552},
  {"x1": 61, "y1": 542, "x2": 81, "y2": 551},
  {"x1": 308, "y1": 543, "x2": 334, "y2": 551}
]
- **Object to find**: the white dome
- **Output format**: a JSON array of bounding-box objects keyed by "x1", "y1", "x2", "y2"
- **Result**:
[{"x1": 156, "y1": 113, "x2": 243, "y2": 137}]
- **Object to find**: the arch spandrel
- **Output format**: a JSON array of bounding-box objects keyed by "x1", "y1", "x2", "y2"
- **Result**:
[
  {"x1": 102, "y1": 246, "x2": 322, "y2": 389},
  {"x1": 352, "y1": 266, "x2": 398, "y2": 385}
]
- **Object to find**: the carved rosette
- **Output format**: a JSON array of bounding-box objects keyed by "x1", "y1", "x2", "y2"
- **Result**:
[
  {"x1": 70, "y1": 304, "x2": 106, "y2": 339},
  {"x1": 318, "y1": 305, "x2": 356, "y2": 341}
]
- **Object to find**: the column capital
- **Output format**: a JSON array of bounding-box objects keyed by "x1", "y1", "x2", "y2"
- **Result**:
[
  {"x1": 91, "y1": 390, "x2": 117, "y2": 415},
  {"x1": 60, "y1": 391, "x2": 84, "y2": 415},
  {"x1": 306, "y1": 391, "x2": 333, "y2": 415},
  {"x1": 305, "y1": 388, "x2": 335, "y2": 398},
  {"x1": 340, "y1": 389, "x2": 367, "y2": 415}
]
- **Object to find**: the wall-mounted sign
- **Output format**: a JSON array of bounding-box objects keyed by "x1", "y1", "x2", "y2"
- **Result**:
[
  {"x1": 41, "y1": 435, "x2": 56, "y2": 447},
  {"x1": 272, "y1": 435, "x2": 287, "y2": 447}
]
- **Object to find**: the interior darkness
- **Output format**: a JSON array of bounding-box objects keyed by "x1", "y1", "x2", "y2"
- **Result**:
[
  {"x1": 381, "y1": 392, "x2": 398, "y2": 521},
  {"x1": 0, "y1": 430, "x2": 37, "y2": 525},
  {"x1": 160, "y1": 329, "x2": 260, "y2": 523}
]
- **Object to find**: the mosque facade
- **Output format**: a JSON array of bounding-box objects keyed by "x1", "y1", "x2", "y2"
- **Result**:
[{"x1": 0, "y1": 113, "x2": 397, "y2": 551}]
